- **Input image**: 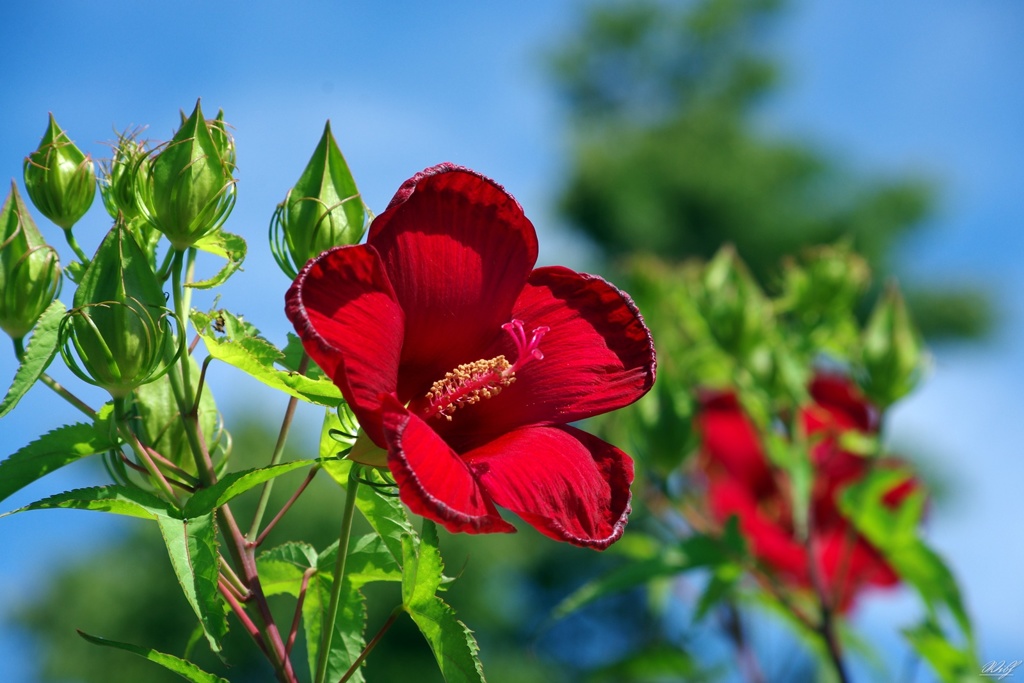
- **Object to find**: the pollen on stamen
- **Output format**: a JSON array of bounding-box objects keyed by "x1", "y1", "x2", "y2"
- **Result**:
[
  {"x1": 424, "y1": 320, "x2": 550, "y2": 421},
  {"x1": 426, "y1": 356, "x2": 515, "y2": 421}
]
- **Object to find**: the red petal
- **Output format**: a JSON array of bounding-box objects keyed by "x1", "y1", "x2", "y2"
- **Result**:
[
  {"x1": 465, "y1": 425, "x2": 633, "y2": 549},
  {"x1": 815, "y1": 527, "x2": 899, "y2": 612},
  {"x1": 697, "y1": 391, "x2": 776, "y2": 496},
  {"x1": 368, "y1": 164, "x2": 539, "y2": 400},
  {"x1": 708, "y1": 478, "x2": 807, "y2": 580},
  {"x1": 285, "y1": 246, "x2": 404, "y2": 444},
  {"x1": 380, "y1": 396, "x2": 515, "y2": 535},
  {"x1": 435, "y1": 266, "x2": 655, "y2": 449}
]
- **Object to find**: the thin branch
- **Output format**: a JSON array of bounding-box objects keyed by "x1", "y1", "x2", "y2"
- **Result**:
[
  {"x1": 255, "y1": 465, "x2": 320, "y2": 547},
  {"x1": 286, "y1": 568, "x2": 317, "y2": 659},
  {"x1": 248, "y1": 353, "x2": 310, "y2": 541},
  {"x1": 339, "y1": 607, "x2": 402, "y2": 683}
]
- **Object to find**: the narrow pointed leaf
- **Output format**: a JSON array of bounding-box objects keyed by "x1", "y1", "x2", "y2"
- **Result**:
[
  {"x1": 0, "y1": 403, "x2": 115, "y2": 505},
  {"x1": 0, "y1": 299, "x2": 65, "y2": 417},
  {"x1": 77, "y1": 630, "x2": 229, "y2": 683},
  {"x1": 2, "y1": 483, "x2": 175, "y2": 519},
  {"x1": 401, "y1": 527, "x2": 486, "y2": 683},
  {"x1": 156, "y1": 512, "x2": 226, "y2": 652},
  {"x1": 183, "y1": 459, "x2": 316, "y2": 518}
]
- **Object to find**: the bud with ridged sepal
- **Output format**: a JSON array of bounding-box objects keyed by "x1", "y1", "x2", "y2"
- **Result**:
[
  {"x1": 269, "y1": 120, "x2": 366, "y2": 278},
  {"x1": 59, "y1": 218, "x2": 182, "y2": 397},
  {"x1": 135, "y1": 100, "x2": 236, "y2": 250},
  {"x1": 0, "y1": 182, "x2": 61, "y2": 340},
  {"x1": 23, "y1": 114, "x2": 96, "y2": 230}
]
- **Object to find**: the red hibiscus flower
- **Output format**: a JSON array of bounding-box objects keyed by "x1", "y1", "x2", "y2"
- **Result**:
[
  {"x1": 697, "y1": 375, "x2": 918, "y2": 610},
  {"x1": 286, "y1": 163, "x2": 656, "y2": 549}
]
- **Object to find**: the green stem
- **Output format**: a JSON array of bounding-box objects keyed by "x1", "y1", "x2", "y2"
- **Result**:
[
  {"x1": 247, "y1": 353, "x2": 310, "y2": 541},
  {"x1": 168, "y1": 248, "x2": 215, "y2": 485},
  {"x1": 339, "y1": 606, "x2": 402, "y2": 683},
  {"x1": 40, "y1": 374, "x2": 97, "y2": 419},
  {"x1": 64, "y1": 230, "x2": 90, "y2": 264},
  {"x1": 11, "y1": 337, "x2": 96, "y2": 419},
  {"x1": 315, "y1": 467, "x2": 360, "y2": 683},
  {"x1": 112, "y1": 397, "x2": 178, "y2": 502}
]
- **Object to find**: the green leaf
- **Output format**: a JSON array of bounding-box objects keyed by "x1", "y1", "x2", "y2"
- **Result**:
[
  {"x1": 340, "y1": 532, "x2": 403, "y2": 587},
  {"x1": 552, "y1": 554, "x2": 687, "y2": 620},
  {"x1": 401, "y1": 526, "x2": 486, "y2": 683},
  {"x1": 157, "y1": 512, "x2": 226, "y2": 653},
  {"x1": 0, "y1": 403, "x2": 116, "y2": 506},
  {"x1": 257, "y1": 541, "x2": 320, "y2": 597},
  {"x1": 0, "y1": 299, "x2": 65, "y2": 418},
  {"x1": 189, "y1": 231, "x2": 246, "y2": 289},
  {"x1": 183, "y1": 459, "x2": 316, "y2": 518},
  {"x1": 406, "y1": 595, "x2": 485, "y2": 683},
  {"x1": 191, "y1": 309, "x2": 343, "y2": 406},
  {"x1": 77, "y1": 630, "x2": 229, "y2": 683},
  {"x1": 281, "y1": 333, "x2": 327, "y2": 379},
  {"x1": 323, "y1": 458, "x2": 413, "y2": 565},
  {"x1": 256, "y1": 541, "x2": 372, "y2": 683},
  {"x1": 841, "y1": 469, "x2": 975, "y2": 644},
  {"x1": 903, "y1": 618, "x2": 980, "y2": 683},
  {"x1": 2, "y1": 483, "x2": 176, "y2": 520}
]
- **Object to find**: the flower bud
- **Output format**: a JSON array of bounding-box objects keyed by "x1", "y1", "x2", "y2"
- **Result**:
[
  {"x1": 60, "y1": 218, "x2": 181, "y2": 396},
  {"x1": 697, "y1": 245, "x2": 769, "y2": 356},
  {"x1": 135, "y1": 100, "x2": 236, "y2": 250},
  {"x1": 100, "y1": 131, "x2": 161, "y2": 255},
  {"x1": 0, "y1": 182, "x2": 61, "y2": 339},
  {"x1": 859, "y1": 283, "x2": 924, "y2": 407},
  {"x1": 23, "y1": 113, "x2": 96, "y2": 230},
  {"x1": 101, "y1": 130, "x2": 149, "y2": 221},
  {"x1": 780, "y1": 243, "x2": 870, "y2": 320},
  {"x1": 270, "y1": 120, "x2": 366, "y2": 278}
]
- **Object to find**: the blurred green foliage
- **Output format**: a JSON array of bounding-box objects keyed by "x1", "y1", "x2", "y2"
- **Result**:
[{"x1": 549, "y1": 0, "x2": 991, "y2": 339}]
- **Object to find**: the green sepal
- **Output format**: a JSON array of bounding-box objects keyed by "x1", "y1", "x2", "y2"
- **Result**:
[
  {"x1": 62, "y1": 219, "x2": 182, "y2": 397},
  {"x1": 860, "y1": 283, "x2": 925, "y2": 408},
  {"x1": 136, "y1": 100, "x2": 236, "y2": 250}
]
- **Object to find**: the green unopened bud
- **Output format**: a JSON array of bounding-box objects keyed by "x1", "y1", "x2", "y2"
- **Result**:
[
  {"x1": 781, "y1": 243, "x2": 870, "y2": 319},
  {"x1": 0, "y1": 182, "x2": 61, "y2": 339},
  {"x1": 270, "y1": 120, "x2": 366, "y2": 278},
  {"x1": 23, "y1": 114, "x2": 96, "y2": 230},
  {"x1": 100, "y1": 131, "x2": 161, "y2": 255},
  {"x1": 101, "y1": 130, "x2": 150, "y2": 221},
  {"x1": 860, "y1": 283, "x2": 924, "y2": 407},
  {"x1": 697, "y1": 245, "x2": 769, "y2": 355},
  {"x1": 60, "y1": 219, "x2": 182, "y2": 397},
  {"x1": 136, "y1": 100, "x2": 236, "y2": 250}
]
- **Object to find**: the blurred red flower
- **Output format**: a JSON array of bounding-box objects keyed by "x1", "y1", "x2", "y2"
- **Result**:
[
  {"x1": 287, "y1": 163, "x2": 656, "y2": 549},
  {"x1": 697, "y1": 374, "x2": 918, "y2": 610}
]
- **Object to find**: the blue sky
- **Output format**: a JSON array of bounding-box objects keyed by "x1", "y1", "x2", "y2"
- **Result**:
[{"x1": 2, "y1": 1, "x2": 1021, "y2": 680}]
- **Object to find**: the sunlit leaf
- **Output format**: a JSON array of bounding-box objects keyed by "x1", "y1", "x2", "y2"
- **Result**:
[
  {"x1": 77, "y1": 630, "x2": 229, "y2": 683},
  {"x1": 188, "y1": 231, "x2": 246, "y2": 289},
  {"x1": 191, "y1": 309, "x2": 343, "y2": 406},
  {"x1": 0, "y1": 299, "x2": 65, "y2": 418},
  {"x1": 156, "y1": 512, "x2": 226, "y2": 652},
  {"x1": 0, "y1": 403, "x2": 116, "y2": 506}
]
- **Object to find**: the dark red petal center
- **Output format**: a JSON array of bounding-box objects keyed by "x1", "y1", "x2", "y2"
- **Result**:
[{"x1": 419, "y1": 319, "x2": 548, "y2": 422}]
